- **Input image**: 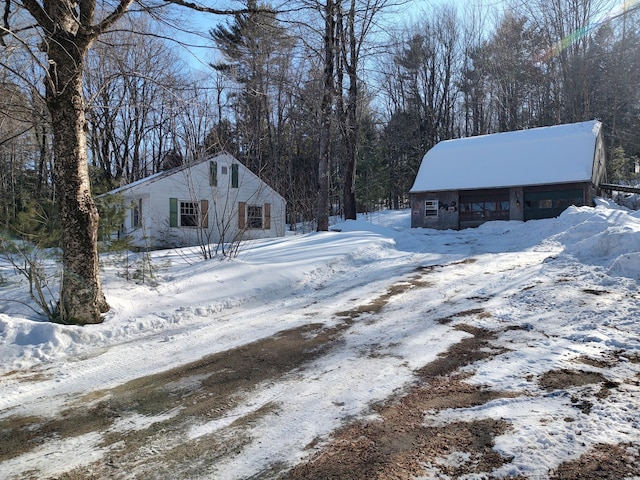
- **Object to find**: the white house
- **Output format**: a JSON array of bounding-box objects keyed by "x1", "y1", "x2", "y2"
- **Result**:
[
  {"x1": 410, "y1": 120, "x2": 607, "y2": 230},
  {"x1": 105, "y1": 152, "x2": 286, "y2": 249}
]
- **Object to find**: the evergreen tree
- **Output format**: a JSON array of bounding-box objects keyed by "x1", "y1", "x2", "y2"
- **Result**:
[{"x1": 210, "y1": 0, "x2": 295, "y2": 193}]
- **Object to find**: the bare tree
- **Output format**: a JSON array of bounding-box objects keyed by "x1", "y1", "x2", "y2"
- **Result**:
[
  {"x1": 339, "y1": 0, "x2": 391, "y2": 219},
  {"x1": 1, "y1": 0, "x2": 266, "y2": 324},
  {"x1": 521, "y1": 0, "x2": 612, "y2": 122},
  {"x1": 376, "y1": 5, "x2": 462, "y2": 208},
  {"x1": 316, "y1": 0, "x2": 336, "y2": 231},
  {"x1": 472, "y1": 11, "x2": 547, "y2": 132},
  {"x1": 12, "y1": 0, "x2": 138, "y2": 323},
  {"x1": 85, "y1": 22, "x2": 190, "y2": 187}
]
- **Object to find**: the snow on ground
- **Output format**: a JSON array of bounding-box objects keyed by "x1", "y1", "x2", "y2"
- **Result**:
[{"x1": 1, "y1": 199, "x2": 640, "y2": 478}]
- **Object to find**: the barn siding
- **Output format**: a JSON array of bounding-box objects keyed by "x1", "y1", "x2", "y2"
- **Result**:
[
  {"x1": 411, "y1": 191, "x2": 459, "y2": 229},
  {"x1": 510, "y1": 187, "x2": 524, "y2": 222},
  {"x1": 410, "y1": 182, "x2": 593, "y2": 230}
]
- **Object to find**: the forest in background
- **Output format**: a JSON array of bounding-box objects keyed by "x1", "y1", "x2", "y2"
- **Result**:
[{"x1": 1, "y1": 0, "x2": 639, "y2": 242}]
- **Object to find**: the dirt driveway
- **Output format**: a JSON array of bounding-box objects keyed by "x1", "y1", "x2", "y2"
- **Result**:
[{"x1": 2, "y1": 266, "x2": 639, "y2": 479}]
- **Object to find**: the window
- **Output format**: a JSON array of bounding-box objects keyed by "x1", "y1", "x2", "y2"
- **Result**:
[
  {"x1": 131, "y1": 199, "x2": 142, "y2": 228},
  {"x1": 238, "y1": 202, "x2": 271, "y2": 230},
  {"x1": 170, "y1": 198, "x2": 207, "y2": 228},
  {"x1": 180, "y1": 201, "x2": 199, "y2": 227},
  {"x1": 460, "y1": 201, "x2": 509, "y2": 213},
  {"x1": 221, "y1": 166, "x2": 228, "y2": 175},
  {"x1": 246, "y1": 205, "x2": 263, "y2": 229},
  {"x1": 459, "y1": 190, "x2": 510, "y2": 227},
  {"x1": 425, "y1": 200, "x2": 439, "y2": 217}
]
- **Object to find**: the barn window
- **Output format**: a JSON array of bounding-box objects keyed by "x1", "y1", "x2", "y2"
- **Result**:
[
  {"x1": 523, "y1": 189, "x2": 584, "y2": 221},
  {"x1": 425, "y1": 200, "x2": 439, "y2": 217},
  {"x1": 458, "y1": 190, "x2": 510, "y2": 228}
]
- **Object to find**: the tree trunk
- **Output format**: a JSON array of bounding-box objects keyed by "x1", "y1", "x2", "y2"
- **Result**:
[
  {"x1": 342, "y1": 0, "x2": 358, "y2": 220},
  {"x1": 46, "y1": 32, "x2": 108, "y2": 324},
  {"x1": 317, "y1": 0, "x2": 335, "y2": 232}
]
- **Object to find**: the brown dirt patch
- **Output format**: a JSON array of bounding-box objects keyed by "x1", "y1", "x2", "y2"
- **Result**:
[
  {"x1": 538, "y1": 368, "x2": 608, "y2": 391},
  {"x1": 437, "y1": 307, "x2": 491, "y2": 325},
  {"x1": 537, "y1": 368, "x2": 619, "y2": 415},
  {"x1": 575, "y1": 355, "x2": 617, "y2": 368},
  {"x1": 582, "y1": 288, "x2": 609, "y2": 296},
  {"x1": 287, "y1": 415, "x2": 510, "y2": 480},
  {"x1": 550, "y1": 442, "x2": 640, "y2": 479},
  {"x1": 0, "y1": 370, "x2": 50, "y2": 382},
  {"x1": 621, "y1": 352, "x2": 640, "y2": 364},
  {"x1": 0, "y1": 322, "x2": 347, "y2": 478},
  {"x1": 416, "y1": 324, "x2": 508, "y2": 378},
  {"x1": 336, "y1": 274, "x2": 432, "y2": 319},
  {"x1": 415, "y1": 258, "x2": 478, "y2": 272},
  {"x1": 285, "y1": 325, "x2": 518, "y2": 480}
]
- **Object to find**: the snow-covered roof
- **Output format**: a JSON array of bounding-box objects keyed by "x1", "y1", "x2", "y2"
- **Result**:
[{"x1": 410, "y1": 120, "x2": 601, "y2": 193}]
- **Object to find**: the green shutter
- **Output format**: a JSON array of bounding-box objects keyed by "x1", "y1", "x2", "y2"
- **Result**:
[
  {"x1": 169, "y1": 197, "x2": 178, "y2": 227},
  {"x1": 209, "y1": 161, "x2": 217, "y2": 187},
  {"x1": 231, "y1": 163, "x2": 239, "y2": 188}
]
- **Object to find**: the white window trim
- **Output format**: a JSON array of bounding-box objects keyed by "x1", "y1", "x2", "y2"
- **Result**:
[
  {"x1": 179, "y1": 200, "x2": 200, "y2": 228},
  {"x1": 425, "y1": 199, "x2": 439, "y2": 217},
  {"x1": 246, "y1": 204, "x2": 263, "y2": 229}
]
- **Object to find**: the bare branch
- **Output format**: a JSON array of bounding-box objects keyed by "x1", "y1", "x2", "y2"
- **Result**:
[
  {"x1": 92, "y1": 0, "x2": 136, "y2": 37},
  {"x1": 19, "y1": 0, "x2": 52, "y2": 32},
  {"x1": 79, "y1": 0, "x2": 96, "y2": 26},
  {"x1": 158, "y1": 0, "x2": 262, "y2": 15}
]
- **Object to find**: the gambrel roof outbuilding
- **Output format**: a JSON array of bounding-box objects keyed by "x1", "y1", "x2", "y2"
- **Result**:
[{"x1": 410, "y1": 120, "x2": 607, "y2": 230}]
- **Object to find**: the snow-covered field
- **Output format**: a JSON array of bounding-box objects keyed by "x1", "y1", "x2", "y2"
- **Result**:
[{"x1": 1, "y1": 199, "x2": 640, "y2": 479}]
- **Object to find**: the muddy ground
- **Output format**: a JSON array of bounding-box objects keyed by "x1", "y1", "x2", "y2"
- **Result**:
[{"x1": 2, "y1": 269, "x2": 639, "y2": 479}]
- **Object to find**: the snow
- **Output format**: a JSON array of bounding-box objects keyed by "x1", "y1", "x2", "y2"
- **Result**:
[
  {"x1": 1, "y1": 199, "x2": 640, "y2": 478},
  {"x1": 410, "y1": 120, "x2": 601, "y2": 192}
]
